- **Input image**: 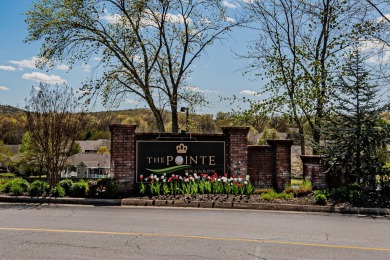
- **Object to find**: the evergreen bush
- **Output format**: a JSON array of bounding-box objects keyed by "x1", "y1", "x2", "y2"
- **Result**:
[
  {"x1": 51, "y1": 185, "x2": 65, "y2": 197},
  {"x1": 2, "y1": 178, "x2": 29, "y2": 194},
  {"x1": 28, "y1": 180, "x2": 50, "y2": 197},
  {"x1": 58, "y1": 179, "x2": 74, "y2": 196},
  {"x1": 71, "y1": 180, "x2": 89, "y2": 197}
]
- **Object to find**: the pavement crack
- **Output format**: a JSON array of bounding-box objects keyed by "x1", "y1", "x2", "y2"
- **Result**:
[
  {"x1": 67, "y1": 208, "x2": 76, "y2": 217},
  {"x1": 124, "y1": 234, "x2": 143, "y2": 255},
  {"x1": 216, "y1": 245, "x2": 226, "y2": 254},
  {"x1": 243, "y1": 250, "x2": 267, "y2": 260}
]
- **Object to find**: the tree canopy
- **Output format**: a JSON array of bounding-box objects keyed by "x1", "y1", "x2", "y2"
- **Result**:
[
  {"x1": 239, "y1": 0, "x2": 389, "y2": 154},
  {"x1": 319, "y1": 50, "x2": 389, "y2": 187},
  {"x1": 25, "y1": 0, "x2": 240, "y2": 133},
  {"x1": 25, "y1": 84, "x2": 86, "y2": 186}
]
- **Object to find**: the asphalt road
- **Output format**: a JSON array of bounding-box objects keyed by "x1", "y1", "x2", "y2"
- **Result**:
[{"x1": 0, "y1": 203, "x2": 389, "y2": 260}]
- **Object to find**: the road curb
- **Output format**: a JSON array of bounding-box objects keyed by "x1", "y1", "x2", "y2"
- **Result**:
[
  {"x1": 120, "y1": 198, "x2": 390, "y2": 215},
  {"x1": 1, "y1": 196, "x2": 389, "y2": 215},
  {"x1": 0, "y1": 195, "x2": 121, "y2": 206}
]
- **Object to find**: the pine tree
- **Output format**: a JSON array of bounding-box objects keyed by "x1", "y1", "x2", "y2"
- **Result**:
[{"x1": 320, "y1": 50, "x2": 389, "y2": 188}]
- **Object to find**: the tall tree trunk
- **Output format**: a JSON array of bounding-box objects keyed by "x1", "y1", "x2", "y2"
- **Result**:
[
  {"x1": 171, "y1": 110, "x2": 179, "y2": 133},
  {"x1": 171, "y1": 102, "x2": 179, "y2": 133},
  {"x1": 312, "y1": 119, "x2": 321, "y2": 155},
  {"x1": 298, "y1": 126, "x2": 306, "y2": 156},
  {"x1": 146, "y1": 94, "x2": 165, "y2": 132},
  {"x1": 151, "y1": 108, "x2": 165, "y2": 133}
]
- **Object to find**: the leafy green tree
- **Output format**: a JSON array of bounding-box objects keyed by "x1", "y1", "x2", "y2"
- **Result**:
[
  {"x1": 257, "y1": 128, "x2": 280, "y2": 145},
  {"x1": 319, "y1": 51, "x2": 389, "y2": 187},
  {"x1": 0, "y1": 140, "x2": 13, "y2": 168},
  {"x1": 25, "y1": 0, "x2": 240, "y2": 133},
  {"x1": 18, "y1": 131, "x2": 43, "y2": 175},
  {"x1": 240, "y1": 0, "x2": 378, "y2": 154}
]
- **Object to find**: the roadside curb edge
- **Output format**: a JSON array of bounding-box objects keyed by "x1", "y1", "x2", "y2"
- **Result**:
[{"x1": 1, "y1": 196, "x2": 388, "y2": 215}]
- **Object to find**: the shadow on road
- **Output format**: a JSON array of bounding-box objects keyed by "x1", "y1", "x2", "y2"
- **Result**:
[{"x1": 0, "y1": 203, "x2": 44, "y2": 210}]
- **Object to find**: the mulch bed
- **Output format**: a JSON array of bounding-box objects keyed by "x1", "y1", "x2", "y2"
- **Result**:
[
  {"x1": 132, "y1": 194, "x2": 317, "y2": 205},
  {"x1": 130, "y1": 191, "x2": 390, "y2": 208}
]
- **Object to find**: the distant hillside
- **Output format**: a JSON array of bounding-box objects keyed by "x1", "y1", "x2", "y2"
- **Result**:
[{"x1": 0, "y1": 105, "x2": 24, "y2": 115}]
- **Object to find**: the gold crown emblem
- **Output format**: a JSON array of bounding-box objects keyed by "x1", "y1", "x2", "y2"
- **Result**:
[{"x1": 176, "y1": 143, "x2": 188, "y2": 154}]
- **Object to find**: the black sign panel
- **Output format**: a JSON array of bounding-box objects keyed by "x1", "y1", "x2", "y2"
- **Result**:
[{"x1": 136, "y1": 141, "x2": 225, "y2": 181}]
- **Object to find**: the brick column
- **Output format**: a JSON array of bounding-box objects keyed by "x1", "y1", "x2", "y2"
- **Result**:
[
  {"x1": 109, "y1": 124, "x2": 137, "y2": 193},
  {"x1": 301, "y1": 155, "x2": 327, "y2": 189},
  {"x1": 221, "y1": 127, "x2": 249, "y2": 177},
  {"x1": 247, "y1": 145, "x2": 274, "y2": 187},
  {"x1": 268, "y1": 140, "x2": 294, "y2": 191}
]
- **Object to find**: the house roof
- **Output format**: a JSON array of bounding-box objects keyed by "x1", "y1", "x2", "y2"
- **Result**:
[
  {"x1": 77, "y1": 139, "x2": 110, "y2": 153},
  {"x1": 66, "y1": 153, "x2": 110, "y2": 168},
  {"x1": 81, "y1": 161, "x2": 100, "y2": 168}
]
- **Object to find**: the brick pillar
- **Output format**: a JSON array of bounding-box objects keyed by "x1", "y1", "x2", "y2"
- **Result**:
[
  {"x1": 267, "y1": 140, "x2": 294, "y2": 191},
  {"x1": 109, "y1": 124, "x2": 137, "y2": 193},
  {"x1": 301, "y1": 155, "x2": 327, "y2": 189},
  {"x1": 221, "y1": 127, "x2": 250, "y2": 177},
  {"x1": 247, "y1": 145, "x2": 274, "y2": 187}
]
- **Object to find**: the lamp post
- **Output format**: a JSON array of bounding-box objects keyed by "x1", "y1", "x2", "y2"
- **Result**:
[{"x1": 180, "y1": 107, "x2": 189, "y2": 132}]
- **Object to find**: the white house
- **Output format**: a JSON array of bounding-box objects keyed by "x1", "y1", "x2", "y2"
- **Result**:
[{"x1": 62, "y1": 153, "x2": 110, "y2": 179}]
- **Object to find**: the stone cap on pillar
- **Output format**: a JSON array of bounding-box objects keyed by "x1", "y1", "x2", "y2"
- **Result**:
[
  {"x1": 109, "y1": 124, "x2": 137, "y2": 132},
  {"x1": 300, "y1": 155, "x2": 326, "y2": 164},
  {"x1": 221, "y1": 126, "x2": 250, "y2": 135},
  {"x1": 266, "y1": 139, "x2": 294, "y2": 147}
]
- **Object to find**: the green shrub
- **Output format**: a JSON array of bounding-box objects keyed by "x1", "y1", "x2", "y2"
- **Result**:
[
  {"x1": 51, "y1": 185, "x2": 65, "y2": 197},
  {"x1": 285, "y1": 180, "x2": 312, "y2": 197},
  {"x1": 58, "y1": 179, "x2": 74, "y2": 196},
  {"x1": 10, "y1": 183, "x2": 23, "y2": 196},
  {"x1": 254, "y1": 188, "x2": 274, "y2": 195},
  {"x1": 348, "y1": 185, "x2": 366, "y2": 206},
  {"x1": 71, "y1": 180, "x2": 89, "y2": 197},
  {"x1": 28, "y1": 180, "x2": 50, "y2": 197},
  {"x1": 260, "y1": 189, "x2": 277, "y2": 201},
  {"x1": 331, "y1": 186, "x2": 349, "y2": 203},
  {"x1": 2, "y1": 178, "x2": 29, "y2": 194},
  {"x1": 330, "y1": 183, "x2": 367, "y2": 206},
  {"x1": 276, "y1": 192, "x2": 294, "y2": 200},
  {"x1": 88, "y1": 179, "x2": 119, "y2": 198},
  {"x1": 314, "y1": 190, "x2": 328, "y2": 205},
  {"x1": 261, "y1": 189, "x2": 294, "y2": 200},
  {"x1": 99, "y1": 178, "x2": 119, "y2": 197},
  {"x1": 87, "y1": 180, "x2": 99, "y2": 197}
]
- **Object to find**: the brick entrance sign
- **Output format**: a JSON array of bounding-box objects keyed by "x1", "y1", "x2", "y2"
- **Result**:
[{"x1": 110, "y1": 125, "x2": 293, "y2": 193}]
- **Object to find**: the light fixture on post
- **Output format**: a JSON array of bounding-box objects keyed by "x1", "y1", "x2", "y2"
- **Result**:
[{"x1": 180, "y1": 106, "x2": 189, "y2": 133}]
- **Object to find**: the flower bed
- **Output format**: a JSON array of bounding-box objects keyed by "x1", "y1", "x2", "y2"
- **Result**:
[{"x1": 138, "y1": 172, "x2": 254, "y2": 196}]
